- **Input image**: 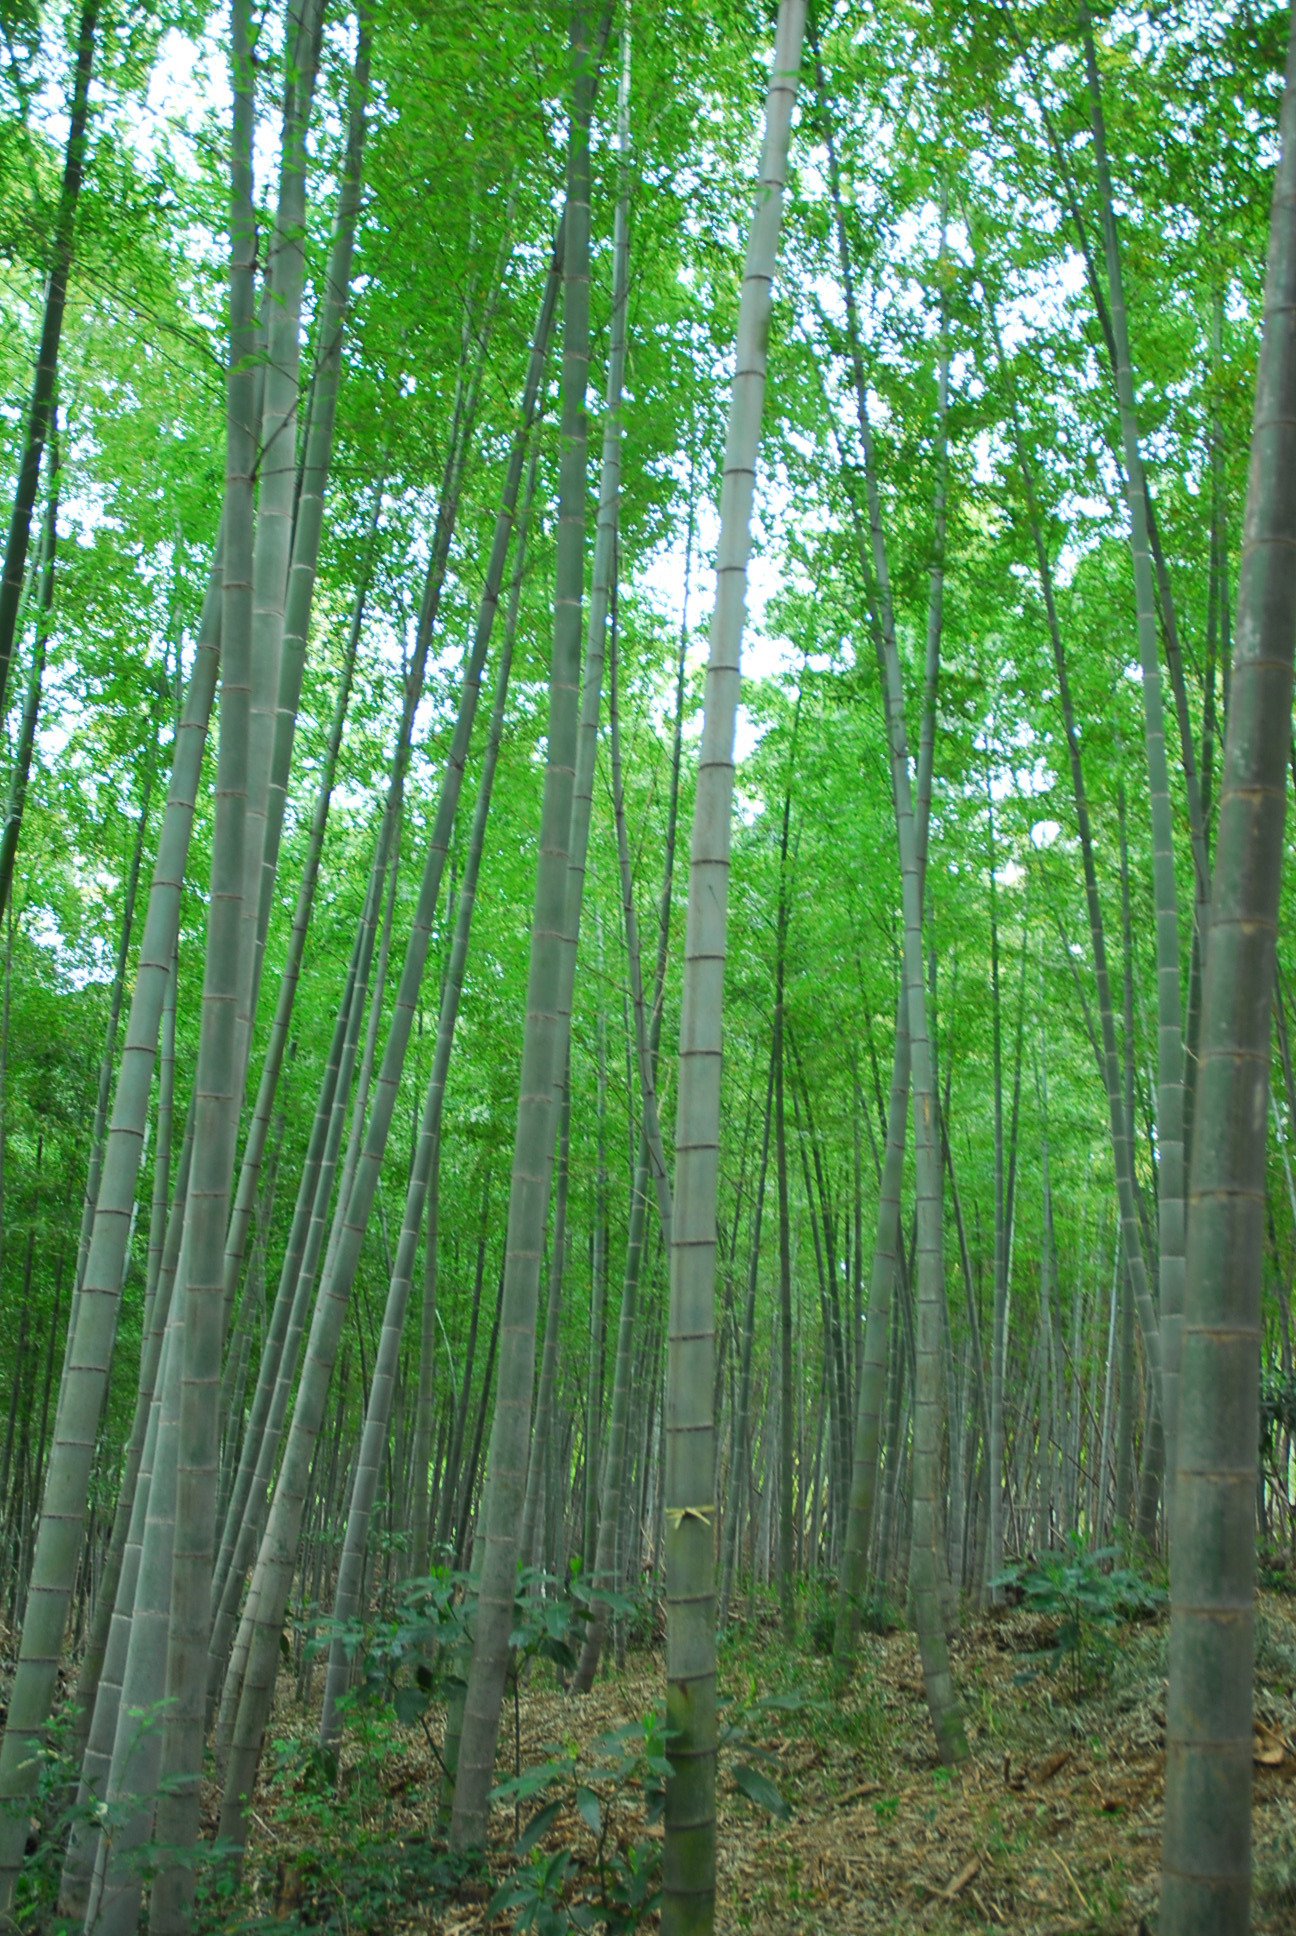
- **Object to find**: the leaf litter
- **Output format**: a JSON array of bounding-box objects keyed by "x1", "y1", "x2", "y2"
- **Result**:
[{"x1": 220, "y1": 1588, "x2": 1296, "y2": 1935}]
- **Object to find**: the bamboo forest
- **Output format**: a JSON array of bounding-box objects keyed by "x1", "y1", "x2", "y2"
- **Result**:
[{"x1": 6, "y1": 0, "x2": 1296, "y2": 1929}]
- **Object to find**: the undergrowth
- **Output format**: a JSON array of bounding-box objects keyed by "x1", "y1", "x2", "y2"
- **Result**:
[{"x1": 992, "y1": 1534, "x2": 1165, "y2": 1699}]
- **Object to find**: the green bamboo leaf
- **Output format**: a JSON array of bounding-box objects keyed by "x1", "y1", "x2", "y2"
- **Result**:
[
  {"x1": 732, "y1": 1763, "x2": 791, "y2": 1818},
  {"x1": 575, "y1": 1785, "x2": 601, "y2": 1834},
  {"x1": 392, "y1": 1685, "x2": 428, "y2": 1726},
  {"x1": 513, "y1": 1797, "x2": 563, "y2": 1856}
]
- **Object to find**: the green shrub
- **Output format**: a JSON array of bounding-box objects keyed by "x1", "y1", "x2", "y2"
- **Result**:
[
  {"x1": 804, "y1": 1583, "x2": 837, "y2": 1657},
  {"x1": 992, "y1": 1533, "x2": 1165, "y2": 1699}
]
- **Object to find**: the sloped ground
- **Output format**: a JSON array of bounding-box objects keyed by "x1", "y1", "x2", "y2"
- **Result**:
[
  {"x1": 6, "y1": 1587, "x2": 1285, "y2": 1930},
  {"x1": 711, "y1": 1594, "x2": 1296, "y2": 1935},
  {"x1": 221, "y1": 1586, "x2": 1296, "y2": 1936}
]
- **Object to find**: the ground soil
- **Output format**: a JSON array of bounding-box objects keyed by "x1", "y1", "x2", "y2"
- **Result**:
[{"x1": 224, "y1": 1586, "x2": 1296, "y2": 1936}]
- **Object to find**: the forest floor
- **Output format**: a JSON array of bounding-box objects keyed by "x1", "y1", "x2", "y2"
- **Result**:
[
  {"x1": 7, "y1": 1584, "x2": 1296, "y2": 1933},
  {"x1": 201, "y1": 1580, "x2": 1296, "y2": 1936}
]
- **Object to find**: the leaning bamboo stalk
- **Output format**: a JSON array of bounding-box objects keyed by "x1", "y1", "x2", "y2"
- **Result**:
[
  {"x1": 319, "y1": 815, "x2": 401, "y2": 1298},
  {"x1": 1013, "y1": 31, "x2": 1211, "y2": 921},
  {"x1": 0, "y1": 431, "x2": 57, "y2": 925},
  {"x1": 217, "y1": 1077, "x2": 287, "y2": 1524},
  {"x1": 0, "y1": 543, "x2": 222, "y2": 1903},
  {"x1": 1162, "y1": 19, "x2": 1296, "y2": 1923},
  {"x1": 210, "y1": 901, "x2": 367, "y2": 1619},
  {"x1": 448, "y1": 8, "x2": 598, "y2": 1848},
  {"x1": 209, "y1": 887, "x2": 377, "y2": 1726},
  {"x1": 218, "y1": 212, "x2": 563, "y2": 1847},
  {"x1": 825, "y1": 141, "x2": 964, "y2": 1750},
  {"x1": 608, "y1": 634, "x2": 671, "y2": 1237},
  {"x1": 70, "y1": 762, "x2": 156, "y2": 1327},
  {"x1": 1115, "y1": 780, "x2": 1139, "y2": 1530},
  {"x1": 220, "y1": 479, "x2": 375, "y2": 1343},
  {"x1": 141, "y1": 946, "x2": 176, "y2": 1345},
  {"x1": 773, "y1": 767, "x2": 796, "y2": 1638},
  {"x1": 1081, "y1": 10, "x2": 1184, "y2": 1526},
  {"x1": 791, "y1": 1038, "x2": 852, "y2": 1554},
  {"x1": 984, "y1": 779, "x2": 1011, "y2": 1595},
  {"x1": 876, "y1": 1293, "x2": 906, "y2": 1586},
  {"x1": 146, "y1": 0, "x2": 272, "y2": 1898},
  {"x1": 406, "y1": 353, "x2": 529, "y2": 1580},
  {"x1": 815, "y1": 92, "x2": 949, "y2": 1657},
  {"x1": 519, "y1": 1078, "x2": 572, "y2": 1577},
  {"x1": 212, "y1": 210, "x2": 521, "y2": 1698},
  {"x1": 716, "y1": 1044, "x2": 774, "y2": 1633},
  {"x1": 59, "y1": 1116, "x2": 189, "y2": 1917},
  {"x1": 584, "y1": 954, "x2": 610, "y2": 1570},
  {"x1": 317, "y1": 448, "x2": 533, "y2": 1741},
  {"x1": 82, "y1": 1279, "x2": 185, "y2": 1936},
  {"x1": 234, "y1": 5, "x2": 375, "y2": 1178},
  {"x1": 974, "y1": 277, "x2": 1165, "y2": 1483},
  {"x1": 212, "y1": 446, "x2": 470, "y2": 1652},
  {"x1": 570, "y1": 598, "x2": 681, "y2": 1689},
  {"x1": 453, "y1": 1265, "x2": 505, "y2": 1572},
  {"x1": 519, "y1": 16, "x2": 638, "y2": 1616},
  {"x1": 660, "y1": 5, "x2": 806, "y2": 1921},
  {"x1": 233, "y1": 0, "x2": 325, "y2": 1106},
  {"x1": 939, "y1": 1097, "x2": 991, "y2": 1456},
  {"x1": 60, "y1": 1088, "x2": 193, "y2": 1910},
  {"x1": 0, "y1": 0, "x2": 96, "y2": 722},
  {"x1": 435, "y1": 1179, "x2": 491, "y2": 1559}
]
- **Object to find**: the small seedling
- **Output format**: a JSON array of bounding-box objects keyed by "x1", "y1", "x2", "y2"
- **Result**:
[{"x1": 992, "y1": 1532, "x2": 1165, "y2": 1699}]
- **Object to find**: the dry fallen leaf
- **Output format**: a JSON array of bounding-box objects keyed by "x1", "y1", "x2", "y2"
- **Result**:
[
  {"x1": 940, "y1": 1855, "x2": 980, "y2": 1900},
  {"x1": 836, "y1": 1780, "x2": 882, "y2": 1805}
]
